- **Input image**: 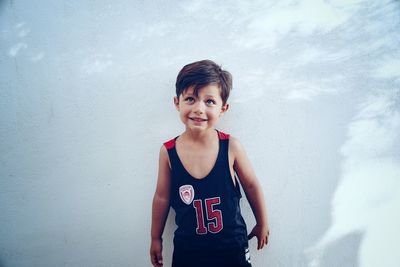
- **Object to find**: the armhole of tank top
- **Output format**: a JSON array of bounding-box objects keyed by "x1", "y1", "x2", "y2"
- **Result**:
[
  {"x1": 163, "y1": 137, "x2": 178, "y2": 170},
  {"x1": 233, "y1": 172, "x2": 243, "y2": 198},
  {"x1": 223, "y1": 134, "x2": 244, "y2": 198},
  {"x1": 166, "y1": 148, "x2": 172, "y2": 170},
  {"x1": 223, "y1": 136, "x2": 242, "y2": 198}
]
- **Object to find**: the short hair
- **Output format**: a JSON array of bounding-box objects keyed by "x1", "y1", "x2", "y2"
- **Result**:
[{"x1": 175, "y1": 60, "x2": 232, "y2": 105}]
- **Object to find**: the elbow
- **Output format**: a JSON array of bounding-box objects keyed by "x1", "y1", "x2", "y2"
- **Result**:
[{"x1": 153, "y1": 192, "x2": 170, "y2": 206}]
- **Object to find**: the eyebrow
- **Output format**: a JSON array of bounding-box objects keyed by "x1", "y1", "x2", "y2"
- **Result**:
[
  {"x1": 182, "y1": 94, "x2": 195, "y2": 98},
  {"x1": 182, "y1": 93, "x2": 218, "y2": 99}
]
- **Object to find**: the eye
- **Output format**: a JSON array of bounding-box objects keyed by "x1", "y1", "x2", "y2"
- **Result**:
[
  {"x1": 184, "y1": 96, "x2": 195, "y2": 103},
  {"x1": 206, "y1": 99, "x2": 216, "y2": 105}
]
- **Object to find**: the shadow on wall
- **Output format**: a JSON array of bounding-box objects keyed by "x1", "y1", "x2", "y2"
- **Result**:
[
  {"x1": 306, "y1": 89, "x2": 400, "y2": 266},
  {"x1": 318, "y1": 231, "x2": 363, "y2": 267},
  {"x1": 305, "y1": 231, "x2": 364, "y2": 267}
]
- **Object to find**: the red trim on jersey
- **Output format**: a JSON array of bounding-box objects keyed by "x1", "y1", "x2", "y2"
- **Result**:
[
  {"x1": 164, "y1": 138, "x2": 176, "y2": 149},
  {"x1": 217, "y1": 130, "x2": 230, "y2": 140},
  {"x1": 164, "y1": 130, "x2": 229, "y2": 149}
]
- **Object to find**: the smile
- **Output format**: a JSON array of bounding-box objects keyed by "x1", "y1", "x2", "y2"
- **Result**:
[{"x1": 190, "y1": 117, "x2": 207, "y2": 122}]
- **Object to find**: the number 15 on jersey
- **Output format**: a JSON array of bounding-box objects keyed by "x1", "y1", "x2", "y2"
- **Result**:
[{"x1": 193, "y1": 197, "x2": 224, "y2": 235}]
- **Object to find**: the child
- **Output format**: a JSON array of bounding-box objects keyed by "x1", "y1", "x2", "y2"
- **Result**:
[{"x1": 150, "y1": 60, "x2": 270, "y2": 267}]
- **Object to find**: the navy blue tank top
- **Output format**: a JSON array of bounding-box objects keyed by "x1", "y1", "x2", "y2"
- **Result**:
[{"x1": 164, "y1": 130, "x2": 248, "y2": 250}]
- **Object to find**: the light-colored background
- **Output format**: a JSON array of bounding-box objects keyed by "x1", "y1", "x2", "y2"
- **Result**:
[{"x1": 1, "y1": 0, "x2": 399, "y2": 266}]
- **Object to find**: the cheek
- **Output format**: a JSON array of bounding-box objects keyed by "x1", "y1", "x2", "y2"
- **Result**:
[
  {"x1": 180, "y1": 108, "x2": 190, "y2": 117},
  {"x1": 208, "y1": 110, "x2": 221, "y2": 119}
]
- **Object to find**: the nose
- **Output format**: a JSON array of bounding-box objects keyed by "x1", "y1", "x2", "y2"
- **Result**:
[{"x1": 193, "y1": 100, "x2": 205, "y2": 114}]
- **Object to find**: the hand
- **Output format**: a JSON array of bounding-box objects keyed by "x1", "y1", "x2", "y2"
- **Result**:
[
  {"x1": 150, "y1": 238, "x2": 163, "y2": 267},
  {"x1": 248, "y1": 224, "x2": 270, "y2": 250}
]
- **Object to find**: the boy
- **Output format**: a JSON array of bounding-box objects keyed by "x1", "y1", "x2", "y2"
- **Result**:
[{"x1": 150, "y1": 60, "x2": 270, "y2": 267}]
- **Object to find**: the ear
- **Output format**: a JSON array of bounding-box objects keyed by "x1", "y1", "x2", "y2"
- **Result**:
[
  {"x1": 220, "y1": 103, "x2": 229, "y2": 116},
  {"x1": 173, "y1": 96, "x2": 180, "y2": 111}
]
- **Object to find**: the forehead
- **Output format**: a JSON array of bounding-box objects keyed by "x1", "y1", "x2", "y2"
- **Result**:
[{"x1": 182, "y1": 84, "x2": 222, "y2": 97}]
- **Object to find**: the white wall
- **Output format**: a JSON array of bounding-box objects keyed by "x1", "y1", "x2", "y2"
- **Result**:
[{"x1": 1, "y1": 1, "x2": 399, "y2": 266}]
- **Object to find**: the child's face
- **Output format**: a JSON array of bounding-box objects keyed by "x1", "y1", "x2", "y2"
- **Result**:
[{"x1": 174, "y1": 84, "x2": 229, "y2": 132}]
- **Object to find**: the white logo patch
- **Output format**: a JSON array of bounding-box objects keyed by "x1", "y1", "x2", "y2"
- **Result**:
[{"x1": 179, "y1": 185, "x2": 195, "y2": 205}]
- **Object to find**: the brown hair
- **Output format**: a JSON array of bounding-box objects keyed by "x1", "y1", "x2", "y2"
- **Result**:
[{"x1": 175, "y1": 60, "x2": 232, "y2": 105}]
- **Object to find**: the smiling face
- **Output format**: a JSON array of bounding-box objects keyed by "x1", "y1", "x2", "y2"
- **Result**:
[{"x1": 174, "y1": 84, "x2": 229, "y2": 132}]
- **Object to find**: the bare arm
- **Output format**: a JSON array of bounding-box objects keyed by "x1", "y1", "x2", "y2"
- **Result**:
[
  {"x1": 230, "y1": 137, "x2": 270, "y2": 250},
  {"x1": 150, "y1": 145, "x2": 171, "y2": 267}
]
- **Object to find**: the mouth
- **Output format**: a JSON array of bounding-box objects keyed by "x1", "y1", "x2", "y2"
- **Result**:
[{"x1": 190, "y1": 117, "x2": 207, "y2": 122}]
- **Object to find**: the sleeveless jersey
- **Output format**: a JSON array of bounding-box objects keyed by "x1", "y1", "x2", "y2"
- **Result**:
[{"x1": 164, "y1": 130, "x2": 248, "y2": 250}]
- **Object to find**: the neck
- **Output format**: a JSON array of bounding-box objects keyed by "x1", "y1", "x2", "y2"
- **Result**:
[{"x1": 182, "y1": 128, "x2": 217, "y2": 143}]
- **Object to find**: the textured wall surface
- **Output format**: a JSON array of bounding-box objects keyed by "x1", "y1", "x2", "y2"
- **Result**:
[{"x1": 1, "y1": 1, "x2": 399, "y2": 266}]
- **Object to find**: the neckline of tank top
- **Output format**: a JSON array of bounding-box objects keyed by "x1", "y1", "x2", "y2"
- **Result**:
[
  {"x1": 165, "y1": 129, "x2": 230, "y2": 150},
  {"x1": 173, "y1": 130, "x2": 228, "y2": 181}
]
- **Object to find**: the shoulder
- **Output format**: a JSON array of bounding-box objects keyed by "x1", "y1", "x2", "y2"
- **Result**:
[
  {"x1": 228, "y1": 135, "x2": 247, "y2": 160},
  {"x1": 229, "y1": 135, "x2": 244, "y2": 151},
  {"x1": 159, "y1": 144, "x2": 169, "y2": 160},
  {"x1": 158, "y1": 143, "x2": 171, "y2": 169}
]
